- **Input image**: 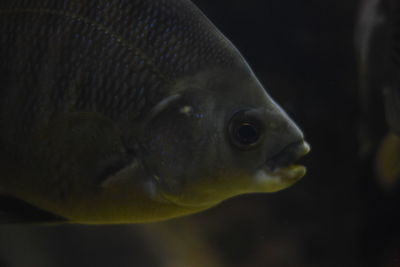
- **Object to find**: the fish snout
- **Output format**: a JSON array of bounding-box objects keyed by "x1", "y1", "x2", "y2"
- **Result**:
[{"x1": 265, "y1": 140, "x2": 310, "y2": 171}]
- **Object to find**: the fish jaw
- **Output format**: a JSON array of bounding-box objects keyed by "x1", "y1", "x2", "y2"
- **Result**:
[
  {"x1": 152, "y1": 140, "x2": 310, "y2": 208},
  {"x1": 156, "y1": 164, "x2": 308, "y2": 209},
  {"x1": 251, "y1": 140, "x2": 310, "y2": 192},
  {"x1": 252, "y1": 165, "x2": 307, "y2": 193}
]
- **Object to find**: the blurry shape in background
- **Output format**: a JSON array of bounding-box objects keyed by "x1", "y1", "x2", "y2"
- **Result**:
[
  {"x1": 356, "y1": 0, "x2": 400, "y2": 189},
  {"x1": 355, "y1": 0, "x2": 387, "y2": 156}
]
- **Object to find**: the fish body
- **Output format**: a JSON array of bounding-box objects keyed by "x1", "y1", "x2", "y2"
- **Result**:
[{"x1": 0, "y1": 0, "x2": 309, "y2": 224}]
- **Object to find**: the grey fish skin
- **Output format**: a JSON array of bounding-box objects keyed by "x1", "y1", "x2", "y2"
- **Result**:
[{"x1": 0, "y1": 0, "x2": 309, "y2": 224}]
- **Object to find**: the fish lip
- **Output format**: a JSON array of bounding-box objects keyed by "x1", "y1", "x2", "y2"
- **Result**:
[
  {"x1": 253, "y1": 164, "x2": 307, "y2": 193},
  {"x1": 263, "y1": 140, "x2": 310, "y2": 171},
  {"x1": 260, "y1": 164, "x2": 307, "y2": 180}
]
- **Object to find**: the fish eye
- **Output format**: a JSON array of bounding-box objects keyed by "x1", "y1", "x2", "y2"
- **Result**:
[
  {"x1": 228, "y1": 109, "x2": 264, "y2": 149},
  {"x1": 235, "y1": 123, "x2": 260, "y2": 145}
]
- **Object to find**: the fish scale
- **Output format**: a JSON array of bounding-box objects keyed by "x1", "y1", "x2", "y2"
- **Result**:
[{"x1": 0, "y1": 0, "x2": 234, "y2": 114}]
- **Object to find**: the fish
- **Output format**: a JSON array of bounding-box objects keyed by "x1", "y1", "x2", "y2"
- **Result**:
[
  {"x1": 356, "y1": 0, "x2": 400, "y2": 189},
  {"x1": 0, "y1": 0, "x2": 309, "y2": 224}
]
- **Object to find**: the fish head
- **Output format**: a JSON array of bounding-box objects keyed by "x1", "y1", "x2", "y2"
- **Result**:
[{"x1": 142, "y1": 64, "x2": 310, "y2": 208}]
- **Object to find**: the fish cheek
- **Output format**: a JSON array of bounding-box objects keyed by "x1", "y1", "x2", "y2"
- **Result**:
[{"x1": 144, "y1": 109, "x2": 213, "y2": 195}]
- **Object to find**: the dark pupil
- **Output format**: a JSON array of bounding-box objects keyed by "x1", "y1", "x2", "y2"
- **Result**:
[{"x1": 235, "y1": 123, "x2": 259, "y2": 145}]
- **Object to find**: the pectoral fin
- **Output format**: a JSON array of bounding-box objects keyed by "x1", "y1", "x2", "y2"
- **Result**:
[{"x1": 40, "y1": 111, "x2": 138, "y2": 191}]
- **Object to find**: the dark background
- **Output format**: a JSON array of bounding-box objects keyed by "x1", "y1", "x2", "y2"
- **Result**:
[{"x1": 0, "y1": 0, "x2": 399, "y2": 266}]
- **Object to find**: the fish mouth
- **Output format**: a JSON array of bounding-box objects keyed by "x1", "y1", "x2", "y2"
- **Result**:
[
  {"x1": 265, "y1": 140, "x2": 311, "y2": 171},
  {"x1": 254, "y1": 141, "x2": 310, "y2": 192}
]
